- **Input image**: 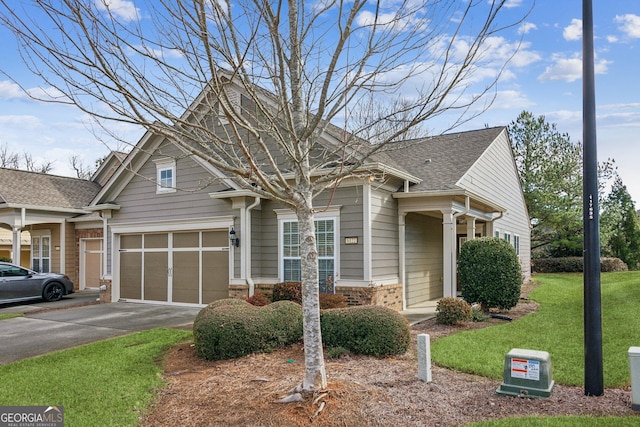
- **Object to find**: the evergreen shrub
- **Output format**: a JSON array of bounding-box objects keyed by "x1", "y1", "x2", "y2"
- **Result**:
[
  {"x1": 459, "y1": 237, "x2": 522, "y2": 311},
  {"x1": 193, "y1": 299, "x2": 302, "y2": 360},
  {"x1": 321, "y1": 306, "x2": 410, "y2": 357}
]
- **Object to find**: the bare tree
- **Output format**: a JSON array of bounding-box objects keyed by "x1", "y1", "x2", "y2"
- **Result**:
[
  {"x1": 0, "y1": 143, "x2": 53, "y2": 173},
  {"x1": 1, "y1": 0, "x2": 525, "y2": 393},
  {"x1": 69, "y1": 155, "x2": 94, "y2": 180}
]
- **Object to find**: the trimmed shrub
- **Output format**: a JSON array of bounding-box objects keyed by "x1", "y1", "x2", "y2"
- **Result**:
[
  {"x1": 321, "y1": 306, "x2": 410, "y2": 357},
  {"x1": 532, "y1": 257, "x2": 628, "y2": 273},
  {"x1": 435, "y1": 297, "x2": 471, "y2": 325},
  {"x1": 319, "y1": 293, "x2": 348, "y2": 309},
  {"x1": 326, "y1": 346, "x2": 350, "y2": 359},
  {"x1": 193, "y1": 299, "x2": 303, "y2": 360},
  {"x1": 459, "y1": 237, "x2": 522, "y2": 312},
  {"x1": 272, "y1": 282, "x2": 302, "y2": 304},
  {"x1": 246, "y1": 292, "x2": 270, "y2": 306},
  {"x1": 0, "y1": 257, "x2": 11, "y2": 263}
]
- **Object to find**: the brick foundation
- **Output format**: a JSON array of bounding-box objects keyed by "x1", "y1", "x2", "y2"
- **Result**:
[
  {"x1": 235, "y1": 282, "x2": 404, "y2": 311},
  {"x1": 99, "y1": 279, "x2": 112, "y2": 303},
  {"x1": 337, "y1": 283, "x2": 403, "y2": 311},
  {"x1": 228, "y1": 284, "x2": 249, "y2": 300}
]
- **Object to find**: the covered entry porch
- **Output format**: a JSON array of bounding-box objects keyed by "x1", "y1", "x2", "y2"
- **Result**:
[{"x1": 395, "y1": 191, "x2": 505, "y2": 310}]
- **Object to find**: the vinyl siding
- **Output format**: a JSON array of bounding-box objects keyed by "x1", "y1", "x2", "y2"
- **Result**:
[
  {"x1": 109, "y1": 144, "x2": 232, "y2": 225},
  {"x1": 456, "y1": 130, "x2": 532, "y2": 281},
  {"x1": 405, "y1": 213, "x2": 443, "y2": 306},
  {"x1": 371, "y1": 189, "x2": 399, "y2": 280},
  {"x1": 256, "y1": 186, "x2": 364, "y2": 281}
]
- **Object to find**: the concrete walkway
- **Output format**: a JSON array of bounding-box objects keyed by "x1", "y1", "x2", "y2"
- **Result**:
[{"x1": 401, "y1": 302, "x2": 438, "y2": 326}]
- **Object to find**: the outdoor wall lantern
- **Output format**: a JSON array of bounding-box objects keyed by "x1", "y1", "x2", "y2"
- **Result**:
[{"x1": 229, "y1": 227, "x2": 240, "y2": 247}]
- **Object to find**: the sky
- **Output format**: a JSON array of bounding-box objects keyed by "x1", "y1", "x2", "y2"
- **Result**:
[{"x1": 0, "y1": 0, "x2": 639, "y2": 203}]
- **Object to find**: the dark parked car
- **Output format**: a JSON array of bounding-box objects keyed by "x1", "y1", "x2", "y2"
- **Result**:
[{"x1": 0, "y1": 262, "x2": 74, "y2": 304}]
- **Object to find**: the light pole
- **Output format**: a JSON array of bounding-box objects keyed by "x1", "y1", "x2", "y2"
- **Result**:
[{"x1": 582, "y1": 0, "x2": 604, "y2": 397}]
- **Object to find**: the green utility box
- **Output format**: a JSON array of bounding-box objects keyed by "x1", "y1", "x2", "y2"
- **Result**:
[{"x1": 496, "y1": 348, "x2": 554, "y2": 398}]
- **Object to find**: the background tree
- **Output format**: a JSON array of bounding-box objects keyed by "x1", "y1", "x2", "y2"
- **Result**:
[
  {"x1": 0, "y1": 142, "x2": 53, "y2": 173},
  {"x1": 1, "y1": 0, "x2": 523, "y2": 393},
  {"x1": 600, "y1": 176, "x2": 640, "y2": 269},
  {"x1": 508, "y1": 111, "x2": 615, "y2": 257}
]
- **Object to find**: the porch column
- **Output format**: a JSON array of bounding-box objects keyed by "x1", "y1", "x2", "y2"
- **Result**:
[
  {"x1": 12, "y1": 227, "x2": 21, "y2": 265},
  {"x1": 399, "y1": 212, "x2": 407, "y2": 310},
  {"x1": 442, "y1": 210, "x2": 455, "y2": 298},
  {"x1": 466, "y1": 217, "x2": 476, "y2": 240}
]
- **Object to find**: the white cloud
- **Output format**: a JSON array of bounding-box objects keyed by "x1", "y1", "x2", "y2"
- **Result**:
[
  {"x1": 538, "y1": 54, "x2": 610, "y2": 83},
  {"x1": 0, "y1": 80, "x2": 27, "y2": 100},
  {"x1": 493, "y1": 89, "x2": 535, "y2": 109},
  {"x1": 0, "y1": 115, "x2": 42, "y2": 128},
  {"x1": 355, "y1": 10, "x2": 427, "y2": 33},
  {"x1": 607, "y1": 35, "x2": 619, "y2": 43},
  {"x1": 503, "y1": 0, "x2": 523, "y2": 8},
  {"x1": 563, "y1": 19, "x2": 582, "y2": 41},
  {"x1": 517, "y1": 22, "x2": 537, "y2": 35},
  {"x1": 95, "y1": 0, "x2": 140, "y2": 22},
  {"x1": 615, "y1": 14, "x2": 640, "y2": 39}
]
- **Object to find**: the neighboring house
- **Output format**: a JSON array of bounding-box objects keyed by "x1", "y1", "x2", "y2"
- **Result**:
[
  {"x1": 0, "y1": 152, "x2": 124, "y2": 289},
  {"x1": 0, "y1": 95, "x2": 530, "y2": 311}
]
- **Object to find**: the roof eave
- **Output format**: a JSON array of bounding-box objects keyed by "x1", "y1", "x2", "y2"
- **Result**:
[{"x1": 393, "y1": 189, "x2": 506, "y2": 213}]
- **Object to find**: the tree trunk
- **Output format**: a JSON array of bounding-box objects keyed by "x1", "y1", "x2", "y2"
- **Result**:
[{"x1": 297, "y1": 207, "x2": 327, "y2": 391}]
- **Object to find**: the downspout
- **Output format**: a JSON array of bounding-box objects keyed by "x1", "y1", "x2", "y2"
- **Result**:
[{"x1": 244, "y1": 197, "x2": 261, "y2": 297}]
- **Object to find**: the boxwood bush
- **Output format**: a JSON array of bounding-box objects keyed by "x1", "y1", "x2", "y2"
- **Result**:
[
  {"x1": 459, "y1": 237, "x2": 522, "y2": 312},
  {"x1": 320, "y1": 306, "x2": 410, "y2": 357},
  {"x1": 193, "y1": 299, "x2": 303, "y2": 360}
]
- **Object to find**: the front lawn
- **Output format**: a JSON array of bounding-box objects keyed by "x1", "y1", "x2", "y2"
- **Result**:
[
  {"x1": 432, "y1": 271, "x2": 640, "y2": 387},
  {"x1": 0, "y1": 328, "x2": 190, "y2": 426}
]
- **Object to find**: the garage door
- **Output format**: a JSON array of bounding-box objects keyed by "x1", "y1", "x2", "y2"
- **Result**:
[{"x1": 119, "y1": 230, "x2": 229, "y2": 305}]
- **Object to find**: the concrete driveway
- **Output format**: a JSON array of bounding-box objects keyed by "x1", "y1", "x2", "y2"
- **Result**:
[{"x1": 0, "y1": 293, "x2": 201, "y2": 364}]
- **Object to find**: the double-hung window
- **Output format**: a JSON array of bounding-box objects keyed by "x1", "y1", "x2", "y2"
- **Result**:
[
  {"x1": 279, "y1": 209, "x2": 339, "y2": 292},
  {"x1": 154, "y1": 158, "x2": 176, "y2": 194}
]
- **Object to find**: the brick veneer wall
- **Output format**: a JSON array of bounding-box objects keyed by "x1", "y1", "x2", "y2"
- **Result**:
[{"x1": 99, "y1": 279, "x2": 112, "y2": 303}]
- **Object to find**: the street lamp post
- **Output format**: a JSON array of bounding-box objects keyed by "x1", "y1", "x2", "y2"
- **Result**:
[{"x1": 582, "y1": 0, "x2": 604, "y2": 397}]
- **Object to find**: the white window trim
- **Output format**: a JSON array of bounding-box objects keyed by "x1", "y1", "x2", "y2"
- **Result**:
[
  {"x1": 514, "y1": 234, "x2": 521, "y2": 255},
  {"x1": 275, "y1": 207, "x2": 341, "y2": 284},
  {"x1": 153, "y1": 158, "x2": 176, "y2": 194}
]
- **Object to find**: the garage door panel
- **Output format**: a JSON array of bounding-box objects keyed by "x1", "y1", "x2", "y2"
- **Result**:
[
  {"x1": 173, "y1": 251, "x2": 199, "y2": 304},
  {"x1": 202, "y1": 251, "x2": 229, "y2": 304},
  {"x1": 120, "y1": 252, "x2": 142, "y2": 299},
  {"x1": 203, "y1": 231, "x2": 228, "y2": 247},
  {"x1": 144, "y1": 252, "x2": 168, "y2": 302}
]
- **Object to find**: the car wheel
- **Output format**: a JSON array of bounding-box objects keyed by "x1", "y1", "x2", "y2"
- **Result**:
[{"x1": 43, "y1": 282, "x2": 64, "y2": 302}]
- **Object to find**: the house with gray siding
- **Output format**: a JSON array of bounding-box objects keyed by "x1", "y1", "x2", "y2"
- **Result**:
[{"x1": 0, "y1": 88, "x2": 530, "y2": 311}]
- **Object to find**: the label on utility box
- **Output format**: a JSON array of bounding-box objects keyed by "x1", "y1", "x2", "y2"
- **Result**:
[{"x1": 511, "y1": 358, "x2": 540, "y2": 381}]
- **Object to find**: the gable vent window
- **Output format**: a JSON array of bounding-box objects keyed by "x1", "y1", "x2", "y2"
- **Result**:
[{"x1": 153, "y1": 158, "x2": 176, "y2": 194}]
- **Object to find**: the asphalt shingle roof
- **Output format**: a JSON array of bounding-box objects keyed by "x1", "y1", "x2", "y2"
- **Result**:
[
  {"x1": 0, "y1": 168, "x2": 101, "y2": 210},
  {"x1": 383, "y1": 127, "x2": 506, "y2": 192}
]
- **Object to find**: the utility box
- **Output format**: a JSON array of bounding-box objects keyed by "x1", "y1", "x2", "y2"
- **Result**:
[
  {"x1": 629, "y1": 347, "x2": 640, "y2": 411},
  {"x1": 496, "y1": 348, "x2": 554, "y2": 398}
]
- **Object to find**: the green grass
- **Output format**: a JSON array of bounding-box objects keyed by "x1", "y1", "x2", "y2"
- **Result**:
[
  {"x1": 0, "y1": 313, "x2": 23, "y2": 320},
  {"x1": 468, "y1": 415, "x2": 640, "y2": 427},
  {"x1": 432, "y1": 271, "x2": 640, "y2": 387},
  {"x1": 0, "y1": 328, "x2": 191, "y2": 426}
]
